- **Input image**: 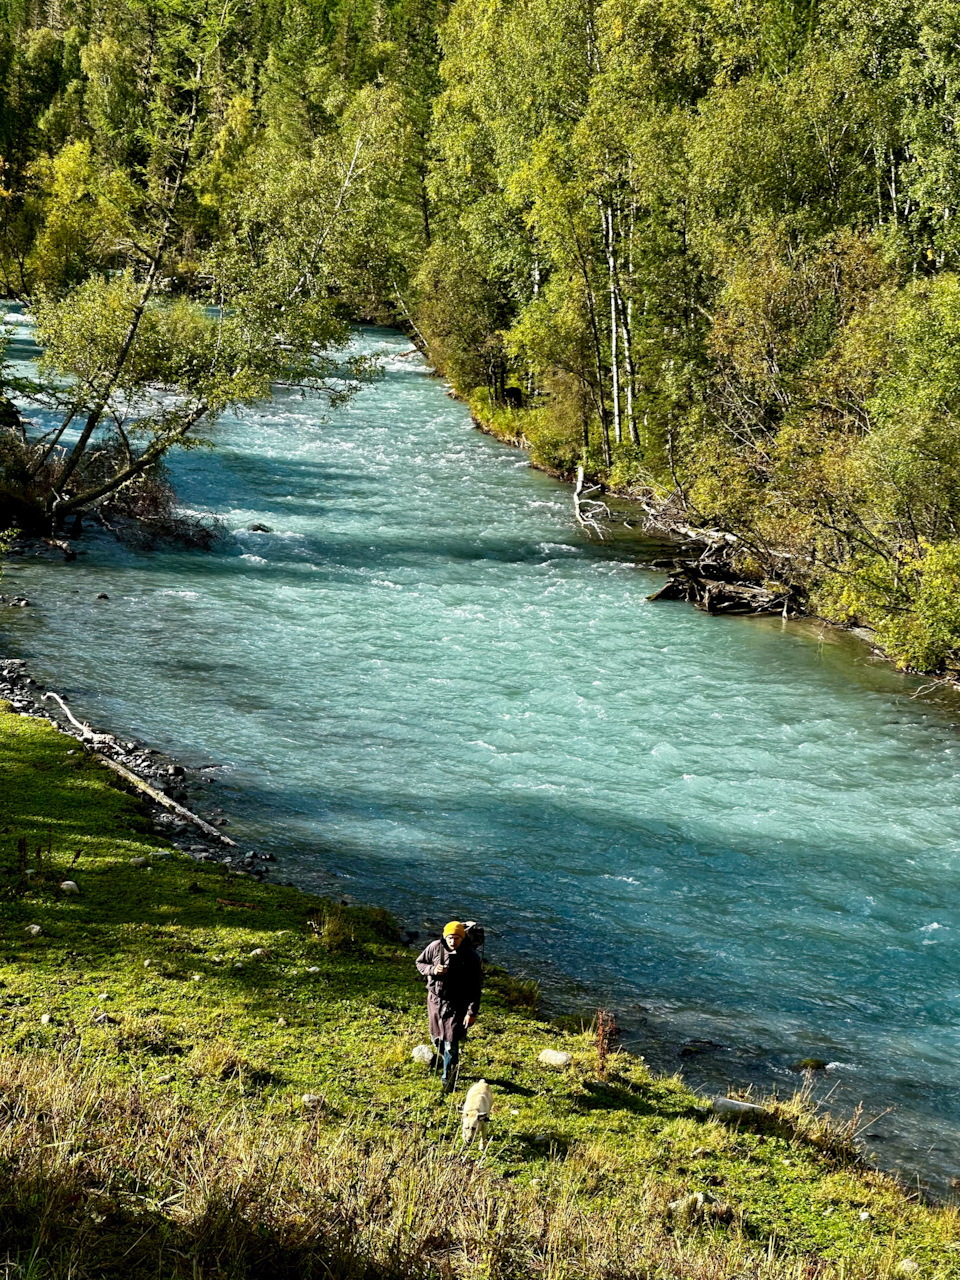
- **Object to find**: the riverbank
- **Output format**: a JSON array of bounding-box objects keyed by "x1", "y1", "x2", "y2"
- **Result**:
[{"x1": 2, "y1": 697, "x2": 959, "y2": 1279}]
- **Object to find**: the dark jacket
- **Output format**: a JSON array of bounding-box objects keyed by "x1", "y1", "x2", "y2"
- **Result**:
[{"x1": 415, "y1": 938, "x2": 482, "y2": 1043}]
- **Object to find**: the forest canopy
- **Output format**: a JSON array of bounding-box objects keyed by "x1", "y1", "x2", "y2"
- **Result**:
[{"x1": 4, "y1": 0, "x2": 960, "y2": 670}]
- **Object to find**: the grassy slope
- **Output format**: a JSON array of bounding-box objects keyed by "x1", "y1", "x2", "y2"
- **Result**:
[{"x1": 1, "y1": 701, "x2": 958, "y2": 1279}]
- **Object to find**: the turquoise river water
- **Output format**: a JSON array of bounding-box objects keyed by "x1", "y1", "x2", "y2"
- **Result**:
[{"x1": 3, "y1": 322, "x2": 959, "y2": 1192}]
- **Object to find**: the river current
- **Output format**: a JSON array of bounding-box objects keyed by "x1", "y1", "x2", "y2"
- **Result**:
[{"x1": 3, "y1": 322, "x2": 959, "y2": 1192}]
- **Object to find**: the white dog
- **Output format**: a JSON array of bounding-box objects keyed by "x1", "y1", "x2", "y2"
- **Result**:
[{"x1": 461, "y1": 1079, "x2": 493, "y2": 1148}]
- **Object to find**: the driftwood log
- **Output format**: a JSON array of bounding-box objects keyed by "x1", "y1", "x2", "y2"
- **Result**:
[
  {"x1": 648, "y1": 565, "x2": 799, "y2": 617},
  {"x1": 94, "y1": 753, "x2": 237, "y2": 847}
]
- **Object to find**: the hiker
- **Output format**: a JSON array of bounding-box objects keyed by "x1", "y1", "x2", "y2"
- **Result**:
[{"x1": 415, "y1": 921, "x2": 482, "y2": 1093}]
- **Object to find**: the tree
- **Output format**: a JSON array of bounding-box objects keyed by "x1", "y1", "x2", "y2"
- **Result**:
[{"x1": 2, "y1": 0, "x2": 377, "y2": 532}]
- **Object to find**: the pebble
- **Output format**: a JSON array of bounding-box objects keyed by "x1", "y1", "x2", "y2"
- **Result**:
[
  {"x1": 40, "y1": 1013, "x2": 52, "y2": 1025},
  {"x1": 537, "y1": 1049, "x2": 572, "y2": 1068}
]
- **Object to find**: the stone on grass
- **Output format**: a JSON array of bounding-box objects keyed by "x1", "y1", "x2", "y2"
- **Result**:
[
  {"x1": 301, "y1": 1093, "x2": 324, "y2": 1111},
  {"x1": 412, "y1": 1044, "x2": 435, "y2": 1066},
  {"x1": 24, "y1": 924, "x2": 41, "y2": 937},
  {"x1": 712, "y1": 1096, "x2": 766, "y2": 1117},
  {"x1": 538, "y1": 1049, "x2": 572, "y2": 1068},
  {"x1": 896, "y1": 1263, "x2": 920, "y2": 1276},
  {"x1": 129, "y1": 856, "x2": 148, "y2": 867},
  {"x1": 667, "y1": 1191, "x2": 713, "y2": 1220},
  {"x1": 249, "y1": 947, "x2": 267, "y2": 958},
  {"x1": 59, "y1": 880, "x2": 80, "y2": 895},
  {"x1": 40, "y1": 1013, "x2": 52, "y2": 1025}
]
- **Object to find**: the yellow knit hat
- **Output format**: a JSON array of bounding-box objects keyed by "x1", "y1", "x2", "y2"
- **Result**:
[{"x1": 443, "y1": 920, "x2": 466, "y2": 941}]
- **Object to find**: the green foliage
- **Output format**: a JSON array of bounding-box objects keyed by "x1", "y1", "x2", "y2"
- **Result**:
[{"x1": 7, "y1": 0, "x2": 960, "y2": 663}]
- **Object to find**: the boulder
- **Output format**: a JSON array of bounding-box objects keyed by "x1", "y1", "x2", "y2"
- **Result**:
[
  {"x1": 538, "y1": 1049, "x2": 573, "y2": 1068},
  {"x1": 412, "y1": 1044, "x2": 435, "y2": 1066}
]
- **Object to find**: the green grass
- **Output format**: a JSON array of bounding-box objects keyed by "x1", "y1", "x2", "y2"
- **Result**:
[{"x1": 1, "y1": 700, "x2": 958, "y2": 1278}]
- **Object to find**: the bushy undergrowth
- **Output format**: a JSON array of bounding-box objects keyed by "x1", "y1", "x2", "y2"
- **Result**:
[{"x1": 1, "y1": 702, "x2": 958, "y2": 1278}]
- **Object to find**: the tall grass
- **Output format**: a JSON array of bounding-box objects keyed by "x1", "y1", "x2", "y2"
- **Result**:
[{"x1": 1, "y1": 1052, "x2": 951, "y2": 1280}]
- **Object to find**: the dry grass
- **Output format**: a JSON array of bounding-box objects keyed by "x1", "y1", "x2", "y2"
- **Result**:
[{"x1": 1, "y1": 1052, "x2": 956, "y2": 1280}]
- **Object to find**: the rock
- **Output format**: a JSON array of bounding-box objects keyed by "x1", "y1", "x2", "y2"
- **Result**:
[
  {"x1": 59, "y1": 880, "x2": 80, "y2": 894},
  {"x1": 129, "y1": 856, "x2": 149, "y2": 867},
  {"x1": 412, "y1": 1044, "x2": 435, "y2": 1066},
  {"x1": 92, "y1": 1011, "x2": 117, "y2": 1025},
  {"x1": 666, "y1": 1191, "x2": 733, "y2": 1224},
  {"x1": 859, "y1": 1211, "x2": 872, "y2": 1221},
  {"x1": 24, "y1": 924, "x2": 41, "y2": 937},
  {"x1": 249, "y1": 947, "x2": 267, "y2": 957},
  {"x1": 537, "y1": 1049, "x2": 573, "y2": 1068},
  {"x1": 667, "y1": 1191, "x2": 713, "y2": 1219},
  {"x1": 793, "y1": 1058, "x2": 828, "y2": 1072},
  {"x1": 96, "y1": 593, "x2": 109, "y2": 600},
  {"x1": 40, "y1": 1013, "x2": 52, "y2": 1025},
  {"x1": 249, "y1": 523, "x2": 272, "y2": 532},
  {"x1": 896, "y1": 1263, "x2": 920, "y2": 1276},
  {"x1": 98, "y1": 993, "x2": 110, "y2": 1001},
  {"x1": 301, "y1": 1093, "x2": 324, "y2": 1111},
  {"x1": 306, "y1": 966, "x2": 321, "y2": 974},
  {"x1": 156, "y1": 1074, "x2": 174, "y2": 1085},
  {"x1": 277, "y1": 1017, "x2": 287, "y2": 1027},
  {"x1": 712, "y1": 1097, "x2": 766, "y2": 1117},
  {"x1": 680, "y1": 1038, "x2": 724, "y2": 1057}
]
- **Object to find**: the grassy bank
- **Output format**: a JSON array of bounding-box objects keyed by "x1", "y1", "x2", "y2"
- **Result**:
[{"x1": 1, "y1": 700, "x2": 958, "y2": 1279}]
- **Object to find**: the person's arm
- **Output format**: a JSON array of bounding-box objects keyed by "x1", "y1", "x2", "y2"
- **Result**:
[{"x1": 415, "y1": 942, "x2": 438, "y2": 978}]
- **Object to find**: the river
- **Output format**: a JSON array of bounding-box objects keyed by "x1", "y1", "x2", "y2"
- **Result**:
[{"x1": 3, "y1": 321, "x2": 959, "y2": 1194}]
